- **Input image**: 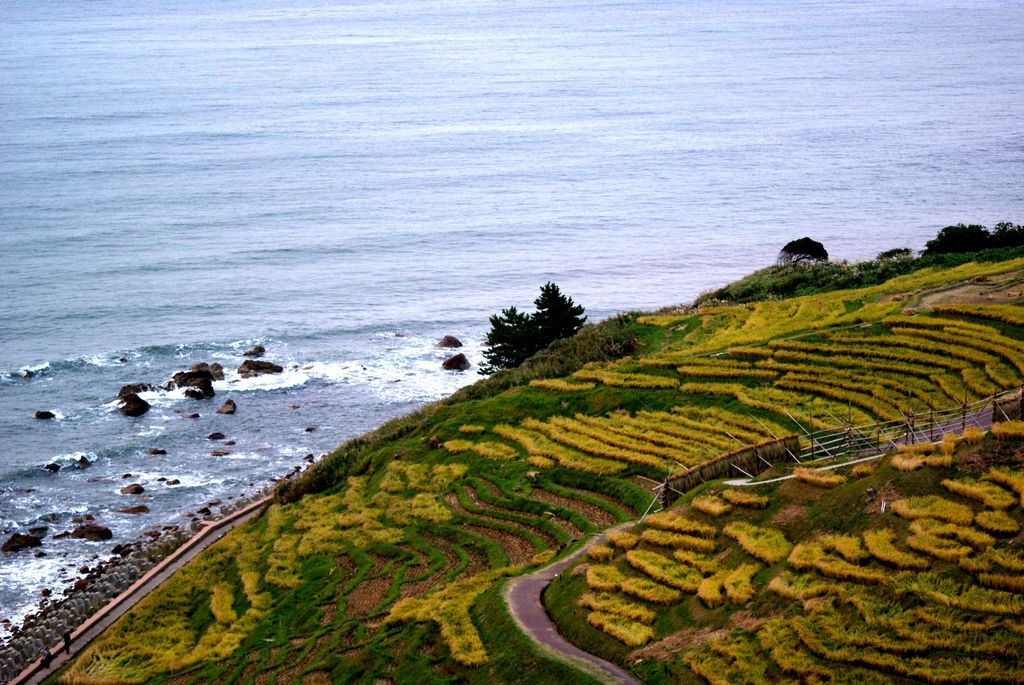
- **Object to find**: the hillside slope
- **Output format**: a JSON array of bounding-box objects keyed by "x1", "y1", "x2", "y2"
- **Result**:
[
  {"x1": 53, "y1": 257, "x2": 1024, "y2": 685},
  {"x1": 546, "y1": 428, "x2": 1024, "y2": 684}
]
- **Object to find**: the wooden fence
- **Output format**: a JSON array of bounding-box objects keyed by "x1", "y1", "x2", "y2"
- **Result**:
[{"x1": 655, "y1": 387, "x2": 1023, "y2": 508}]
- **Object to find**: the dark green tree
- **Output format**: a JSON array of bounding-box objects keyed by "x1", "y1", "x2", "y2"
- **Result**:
[
  {"x1": 479, "y1": 306, "x2": 538, "y2": 374},
  {"x1": 778, "y1": 237, "x2": 828, "y2": 265},
  {"x1": 532, "y1": 282, "x2": 587, "y2": 343},
  {"x1": 991, "y1": 222, "x2": 1024, "y2": 248},
  {"x1": 923, "y1": 223, "x2": 991, "y2": 255},
  {"x1": 479, "y1": 283, "x2": 588, "y2": 374}
]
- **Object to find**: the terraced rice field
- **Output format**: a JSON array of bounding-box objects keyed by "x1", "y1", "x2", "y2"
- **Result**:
[
  {"x1": 548, "y1": 431, "x2": 1024, "y2": 684},
  {"x1": 53, "y1": 260, "x2": 1023, "y2": 684},
  {"x1": 57, "y1": 461, "x2": 640, "y2": 684}
]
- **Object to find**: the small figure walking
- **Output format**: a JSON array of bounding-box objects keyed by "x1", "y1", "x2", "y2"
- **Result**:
[
  {"x1": 63, "y1": 630, "x2": 72, "y2": 654},
  {"x1": 41, "y1": 648, "x2": 52, "y2": 669}
]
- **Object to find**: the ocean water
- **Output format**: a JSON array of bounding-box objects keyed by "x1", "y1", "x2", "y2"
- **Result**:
[{"x1": 1, "y1": 0, "x2": 1022, "y2": 637}]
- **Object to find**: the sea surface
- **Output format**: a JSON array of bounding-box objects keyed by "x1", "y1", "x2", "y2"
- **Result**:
[{"x1": 1, "y1": 0, "x2": 1022, "y2": 638}]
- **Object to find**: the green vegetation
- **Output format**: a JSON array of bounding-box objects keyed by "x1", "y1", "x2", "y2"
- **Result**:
[
  {"x1": 480, "y1": 282, "x2": 588, "y2": 373},
  {"x1": 547, "y1": 435, "x2": 1024, "y2": 684},
  {"x1": 52, "y1": 255, "x2": 1024, "y2": 685},
  {"x1": 925, "y1": 221, "x2": 1024, "y2": 256},
  {"x1": 697, "y1": 221, "x2": 1023, "y2": 305}
]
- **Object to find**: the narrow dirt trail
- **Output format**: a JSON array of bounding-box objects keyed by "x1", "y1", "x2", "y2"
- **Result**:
[{"x1": 503, "y1": 523, "x2": 643, "y2": 685}]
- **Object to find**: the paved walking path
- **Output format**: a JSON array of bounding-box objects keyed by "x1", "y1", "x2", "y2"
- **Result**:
[
  {"x1": 11, "y1": 496, "x2": 272, "y2": 685},
  {"x1": 503, "y1": 523, "x2": 643, "y2": 685}
]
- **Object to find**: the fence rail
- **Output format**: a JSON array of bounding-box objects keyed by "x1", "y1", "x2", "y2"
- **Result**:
[{"x1": 657, "y1": 387, "x2": 1023, "y2": 508}]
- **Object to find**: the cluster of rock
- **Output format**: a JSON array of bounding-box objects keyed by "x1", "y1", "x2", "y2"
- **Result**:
[
  {"x1": 0, "y1": 489, "x2": 271, "y2": 681},
  {"x1": 438, "y1": 335, "x2": 471, "y2": 371},
  {"x1": 113, "y1": 353, "x2": 281, "y2": 418}
]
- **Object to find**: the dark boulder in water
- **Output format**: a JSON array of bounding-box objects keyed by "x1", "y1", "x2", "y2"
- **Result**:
[
  {"x1": 208, "y1": 432, "x2": 225, "y2": 440},
  {"x1": 165, "y1": 479, "x2": 180, "y2": 485},
  {"x1": 35, "y1": 410, "x2": 56, "y2": 420},
  {"x1": 44, "y1": 463, "x2": 60, "y2": 473},
  {"x1": 120, "y1": 393, "x2": 151, "y2": 417},
  {"x1": 120, "y1": 484, "x2": 144, "y2": 495},
  {"x1": 188, "y1": 362, "x2": 224, "y2": 381},
  {"x1": 441, "y1": 353, "x2": 470, "y2": 371},
  {"x1": 3, "y1": 533, "x2": 43, "y2": 553},
  {"x1": 146, "y1": 448, "x2": 166, "y2": 456},
  {"x1": 216, "y1": 399, "x2": 237, "y2": 414},
  {"x1": 118, "y1": 383, "x2": 153, "y2": 399},
  {"x1": 438, "y1": 335, "x2": 463, "y2": 348},
  {"x1": 28, "y1": 526, "x2": 48, "y2": 538},
  {"x1": 78, "y1": 455, "x2": 92, "y2": 468},
  {"x1": 117, "y1": 505, "x2": 150, "y2": 514},
  {"x1": 238, "y1": 359, "x2": 283, "y2": 377},
  {"x1": 183, "y1": 388, "x2": 206, "y2": 400},
  {"x1": 242, "y1": 345, "x2": 265, "y2": 358},
  {"x1": 172, "y1": 369, "x2": 216, "y2": 398},
  {"x1": 71, "y1": 524, "x2": 112, "y2": 541}
]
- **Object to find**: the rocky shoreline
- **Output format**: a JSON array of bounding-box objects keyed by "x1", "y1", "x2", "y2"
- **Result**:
[
  {"x1": 0, "y1": 335, "x2": 472, "y2": 680},
  {"x1": 0, "y1": 478, "x2": 293, "y2": 682}
]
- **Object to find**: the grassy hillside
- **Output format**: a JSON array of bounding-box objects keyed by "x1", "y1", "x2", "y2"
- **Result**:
[
  {"x1": 546, "y1": 432, "x2": 1024, "y2": 684},
  {"x1": 53, "y1": 257, "x2": 1024, "y2": 685}
]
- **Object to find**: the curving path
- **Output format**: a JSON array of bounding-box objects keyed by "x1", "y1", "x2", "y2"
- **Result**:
[
  {"x1": 11, "y1": 496, "x2": 272, "y2": 685},
  {"x1": 503, "y1": 523, "x2": 643, "y2": 685}
]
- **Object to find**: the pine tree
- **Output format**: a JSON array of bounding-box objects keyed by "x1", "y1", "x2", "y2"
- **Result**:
[
  {"x1": 479, "y1": 306, "x2": 538, "y2": 374},
  {"x1": 479, "y1": 283, "x2": 587, "y2": 374},
  {"x1": 532, "y1": 282, "x2": 587, "y2": 343}
]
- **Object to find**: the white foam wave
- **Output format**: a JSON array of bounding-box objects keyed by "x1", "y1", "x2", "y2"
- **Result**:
[
  {"x1": 82, "y1": 352, "x2": 128, "y2": 368},
  {"x1": 216, "y1": 450, "x2": 262, "y2": 461},
  {"x1": 119, "y1": 470, "x2": 223, "y2": 489},
  {"x1": 134, "y1": 424, "x2": 167, "y2": 437},
  {"x1": 217, "y1": 367, "x2": 311, "y2": 393},
  {"x1": 0, "y1": 554, "x2": 71, "y2": 639},
  {"x1": 51, "y1": 451, "x2": 98, "y2": 467},
  {"x1": 299, "y1": 332, "x2": 486, "y2": 402}
]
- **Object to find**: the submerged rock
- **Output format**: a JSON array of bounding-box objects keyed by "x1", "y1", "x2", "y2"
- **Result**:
[
  {"x1": 117, "y1": 505, "x2": 150, "y2": 514},
  {"x1": 120, "y1": 484, "x2": 144, "y2": 495},
  {"x1": 146, "y1": 448, "x2": 166, "y2": 456},
  {"x1": 34, "y1": 410, "x2": 56, "y2": 420},
  {"x1": 44, "y1": 463, "x2": 60, "y2": 473},
  {"x1": 237, "y1": 359, "x2": 283, "y2": 377},
  {"x1": 441, "y1": 353, "x2": 470, "y2": 371},
  {"x1": 242, "y1": 345, "x2": 265, "y2": 358},
  {"x1": 208, "y1": 432, "x2": 225, "y2": 440},
  {"x1": 2, "y1": 533, "x2": 43, "y2": 553},
  {"x1": 119, "y1": 393, "x2": 151, "y2": 417},
  {"x1": 117, "y1": 383, "x2": 153, "y2": 399},
  {"x1": 438, "y1": 335, "x2": 463, "y2": 348}
]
